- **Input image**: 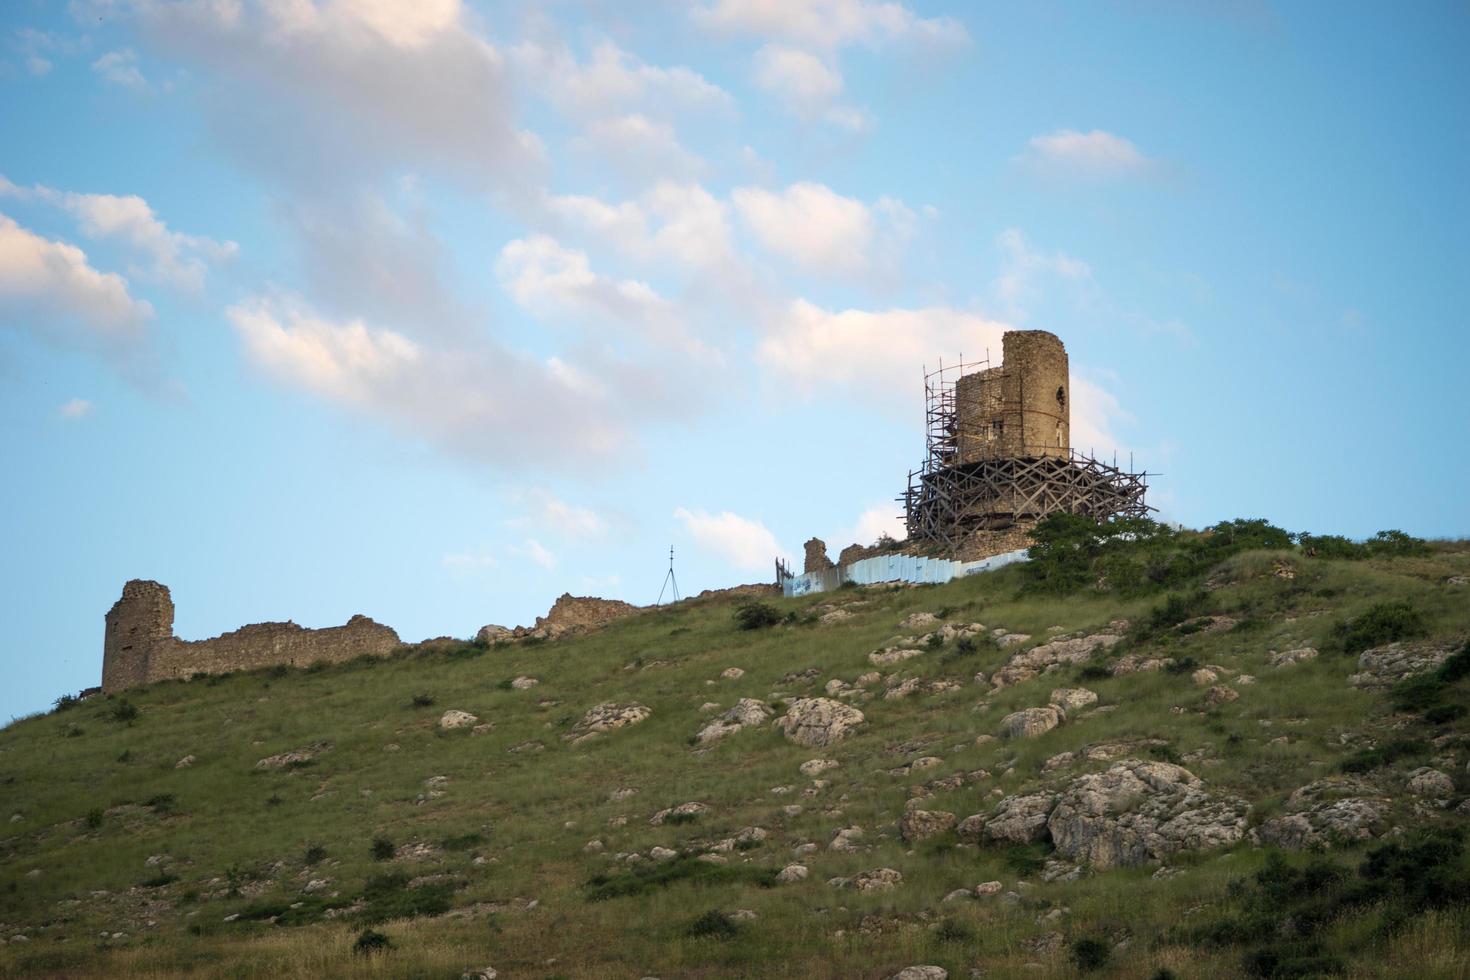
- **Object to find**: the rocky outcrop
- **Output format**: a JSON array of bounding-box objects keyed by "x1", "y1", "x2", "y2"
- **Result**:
[
  {"x1": 514, "y1": 594, "x2": 641, "y2": 641},
  {"x1": 696, "y1": 699, "x2": 773, "y2": 744},
  {"x1": 1256, "y1": 778, "x2": 1391, "y2": 849},
  {"x1": 1046, "y1": 760, "x2": 1250, "y2": 868},
  {"x1": 1348, "y1": 641, "x2": 1454, "y2": 690},
  {"x1": 439, "y1": 710, "x2": 478, "y2": 730},
  {"x1": 959, "y1": 792, "x2": 1058, "y2": 845},
  {"x1": 774, "y1": 698, "x2": 865, "y2": 747},
  {"x1": 568, "y1": 702, "x2": 652, "y2": 744},
  {"x1": 899, "y1": 809, "x2": 956, "y2": 843},
  {"x1": 475, "y1": 624, "x2": 512, "y2": 645},
  {"x1": 1049, "y1": 688, "x2": 1098, "y2": 711},
  {"x1": 803, "y1": 538, "x2": 835, "y2": 573},
  {"x1": 990, "y1": 629, "x2": 1125, "y2": 689},
  {"x1": 1002, "y1": 706, "x2": 1064, "y2": 739}
]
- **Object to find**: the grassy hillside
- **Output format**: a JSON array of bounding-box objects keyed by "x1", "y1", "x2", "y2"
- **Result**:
[{"x1": 2, "y1": 534, "x2": 1468, "y2": 979}]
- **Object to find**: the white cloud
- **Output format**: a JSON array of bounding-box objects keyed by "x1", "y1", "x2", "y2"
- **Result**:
[
  {"x1": 227, "y1": 295, "x2": 630, "y2": 466},
  {"x1": 693, "y1": 0, "x2": 968, "y2": 50},
  {"x1": 993, "y1": 228, "x2": 1092, "y2": 318},
  {"x1": 58, "y1": 397, "x2": 94, "y2": 419},
  {"x1": 831, "y1": 502, "x2": 906, "y2": 550},
  {"x1": 1, "y1": 177, "x2": 237, "y2": 291},
  {"x1": 508, "y1": 39, "x2": 732, "y2": 118},
  {"x1": 92, "y1": 48, "x2": 150, "y2": 90},
  {"x1": 545, "y1": 182, "x2": 735, "y2": 273},
  {"x1": 758, "y1": 299, "x2": 1010, "y2": 395},
  {"x1": 733, "y1": 182, "x2": 912, "y2": 276},
  {"x1": 1018, "y1": 129, "x2": 1152, "y2": 179},
  {"x1": 0, "y1": 213, "x2": 153, "y2": 343},
  {"x1": 123, "y1": 0, "x2": 541, "y2": 193},
  {"x1": 574, "y1": 113, "x2": 704, "y2": 182},
  {"x1": 1068, "y1": 374, "x2": 1132, "y2": 459},
  {"x1": 535, "y1": 492, "x2": 606, "y2": 537},
  {"x1": 750, "y1": 45, "x2": 868, "y2": 131},
  {"x1": 510, "y1": 537, "x2": 556, "y2": 570},
  {"x1": 675, "y1": 507, "x2": 787, "y2": 572}
]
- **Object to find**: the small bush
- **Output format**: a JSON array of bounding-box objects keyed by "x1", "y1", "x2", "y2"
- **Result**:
[
  {"x1": 1078, "y1": 661, "x2": 1112, "y2": 682},
  {"x1": 1340, "y1": 737, "x2": 1427, "y2": 774},
  {"x1": 144, "y1": 793, "x2": 176, "y2": 811},
  {"x1": 441, "y1": 832, "x2": 485, "y2": 851},
  {"x1": 935, "y1": 919, "x2": 974, "y2": 944},
  {"x1": 584, "y1": 856, "x2": 777, "y2": 901},
  {"x1": 356, "y1": 871, "x2": 454, "y2": 924},
  {"x1": 1366, "y1": 529, "x2": 1430, "y2": 557},
  {"x1": 108, "y1": 699, "x2": 139, "y2": 723},
  {"x1": 410, "y1": 693, "x2": 436, "y2": 708},
  {"x1": 1332, "y1": 601, "x2": 1428, "y2": 656},
  {"x1": 116, "y1": 749, "x2": 132, "y2": 763},
  {"x1": 352, "y1": 929, "x2": 393, "y2": 954},
  {"x1": 686, "y1": 910, "x2": 739, "y2": 939},
  {"x1": 266, "y1": 664, "x2": 289, "y2": 679},
  {"x1": 265, "y1": 793, "x2": 284, "y2": 808},
  {"x1": 1298, "y1": 533, "x2": 1367, "y2": 560},
  {"x1": 84, "y1": 807, "x2": 104, "y2": 829},
  {"x1": 1072, "y1": 936, "x2": 1111, "y2": 972},
  {"x1": 52, "y1": 693, "x2": 80, "y2": 713},
  {"x1": 664, "y1": 810, "x2": 700, "y2": 826},
  {"x1": 733, "y1": 600, "x2": 783, "y2": 631},
  {"x1": 63, "y1": 723, "x2": 84, "y2": 738},
  {"x1": 140, "y1": 871, "x2": 179, "y2": 888},
  {"x1": 304, "y1": 844, "x2": 327, "y2": 865},
  {"x1": 371, "y1": 837, "x2": 395, "y2": 861},
  {"x1": 925, "y1": 633, "x2": 945, "y2": 650}
]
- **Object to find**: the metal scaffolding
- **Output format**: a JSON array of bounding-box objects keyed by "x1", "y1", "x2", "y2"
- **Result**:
[{"x1": 903, "y1": 358, "x2": 1152, "y2": 550}]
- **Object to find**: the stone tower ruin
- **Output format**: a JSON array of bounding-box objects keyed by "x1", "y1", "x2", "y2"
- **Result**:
[
  {"x1": 101, "y1": 580, "x2": 401, "y2": 693},
  {"x1": 904, "y1": 329, "x2": 1150, "y2": 549}
]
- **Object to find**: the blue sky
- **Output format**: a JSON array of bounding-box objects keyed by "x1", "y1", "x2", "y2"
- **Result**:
[{"x1": 2, "y1": 0, "x2": 1466, "y2": 721}]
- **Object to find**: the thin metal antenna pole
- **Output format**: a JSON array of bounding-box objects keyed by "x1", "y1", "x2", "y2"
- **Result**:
[{"x1": 657, "y1": 546, "x2": 680, "y2": 605}]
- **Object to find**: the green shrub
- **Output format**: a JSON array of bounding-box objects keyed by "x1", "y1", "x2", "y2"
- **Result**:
[
  {"x1": 584, "y1": 856, "x2": 777, "y2": 901},
  {"x1": 304, "y1": 844, "x2": 327, "y2": 865},
  {"x1": 1332, "y1": 601, "x2": 1427, "y2": 656},
  {"x1": 144, "y1": 793, "x2": 176, "y2": 811},
  {"x1": 51, "y1": 693, "x2": 80, "y2": 713},
  {"x1": 1366, "y1": 529, "x2": 1430, "y2": 557},
  {"x1": 1298, "y1": 533, "x2": 1367, "y2": 560},
  {"x1": 84, "y1": 807, "x2": 103, "y2": 829},
  {"x1": 934, "y1": 919, "x2": 974, "y2": 943},
  {"x1": 140, "y1": 871, "x2": 179, "y2": 888},
  {"x1": 1072, "y1": 936, "x2": 1111, "y2": 972},
  {"x1": 734, "y1": 601, "x2": 783, "y2": 631},
  {"x1": 108, "y1": 699, "x2": 139, "y2": 723},
  {"x1": 352, "y1": 929, "x2": 393, "y2": 954},
  {"x1": 357, "y1": 871, "x2": 453, "y2": 924},
  {"x1": 1340, "y1": 737, "x2": 1427, "y2": 773},
  {"x1": 686, "y1": 910, "x2": 739, "y2": 940},
  {"x1": 440, "y1": 832, "x2": 485, "y2": 851},
  {"x1": 371, "y1": 837, "x2": 395, "y2": 861},
  {"x1": 410, "y1": 693, "x2": 435, "y2": 707}
]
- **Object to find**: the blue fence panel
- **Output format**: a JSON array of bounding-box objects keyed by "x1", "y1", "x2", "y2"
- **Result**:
[{"x1": 781, "y1": 548, "x2": 1031, "y2": 597}]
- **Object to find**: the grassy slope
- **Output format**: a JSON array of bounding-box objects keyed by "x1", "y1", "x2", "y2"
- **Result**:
[{"x1": 1, "y1": 545, "x2": 1468, "y2": 979}]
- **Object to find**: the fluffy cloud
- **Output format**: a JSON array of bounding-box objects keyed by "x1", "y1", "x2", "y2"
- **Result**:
[
  {"x1": 2, "y1": 180, "x2": 238, "y2": 291},
  {"x1": 227, "y1": 295, "x2": 629, "y2": 466},
  {"x1": 0, "y1": 213, "x2": 153, "y2": 345},
  {"x1": 758, "y1": 299, "x2": 1010, "y2": 395},
  {"x1": 574, "y1": 114, "x2": 705, "y2": 183},
  {"x1": 993, "y1": 228, "x2": 1092, "y2": 317},
  {"x1": 124, "y1": 0, "x2": 541, "y2": 193},
  {"x1": 92, "y1": 48, "x2": 150, "y2": 90},
  {"x1": 831, "y1": 502, "x2": 907, "y2": 550},
  {"x1": 733, "y1": 182, "x2": 912, "y2": 276},
  {"x1": 58, "y1": 397, "x2": 95, "y2": 419},
  {"x1": 510, "y1": 537, "x2": 557, "y2": 570},
  {"x1": 545, "y1": 182, "x2": 735, "y2": 274},
  {"x1": 750, "y1": 45, "x2": 868, "y2": 129},
  {"x1": 508, "y1": 39, "x2": 731, "y2": 118},
  {"x1": 693, "y1": 0, "x2": 968, "y2": 50},
  {"x1": 1018, "y1": 129, "x2": 1152, "y2": 179},
  {"x1": 675, "y1": 507, "x2": 787, "y2": 571},
  {"x1": 1068, "y1": 375, "x2": 1132, "y2": 459}
]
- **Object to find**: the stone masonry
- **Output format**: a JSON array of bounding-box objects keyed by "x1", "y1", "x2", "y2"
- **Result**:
[
  {"x1": 804, "y1": 537, "x2": 836, "y2": 574},
  {"x1": 102, "y1": 580, "x2": 400, "y2": 693}
]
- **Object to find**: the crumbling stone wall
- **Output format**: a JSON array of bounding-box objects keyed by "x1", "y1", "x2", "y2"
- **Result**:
[
  {"x1": 513, "y1": 593, "x2": 641, "y2": 640},
  {"x1": 955, "y1": 330, "x2": 1069, "y2": 462},
  {"x1": 101, "y1": 580, "x2": 400, "y2": 693},
  {"x1": 804, "y1": 538, "x2": 835, "y2": 574}
]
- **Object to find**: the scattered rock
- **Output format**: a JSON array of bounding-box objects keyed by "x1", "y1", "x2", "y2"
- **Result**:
[
  {"x1": 1203, "y1": 684, "x2": 1238, "y2": 708},
  {"x1": 461, "y1": 968, "x2": 499, "y2": 980},
  {"x1": 475, "y1": 624, "x2": 511, "y2": 645},
  {"x1": 889, "y1": 968, "x2": 947, "y2": 980},
  {"x1": 799, "y1": 758, "x2": 840, "y2": 777},
  {"x1": 960, "y1": 792, "x2": 1058, "y2": 845},
  {"x1": 510, "y1": 676, "x2": 539, "y2": 690},
  {"x1": 1349, "y1": 642, "x2": 1454, "y2": 690},
  {"x1": 1408, "y1": 767, "x2": 1455, "y2": 799},
  {"x1": 830, "y1": 867, "x2": 902, "y2": 892},
  {"x1": 254, "y1": 741, "x2": 331, "y2": 769},
  {"x1": 975, "y1": 880, "x2": 1003, "y2": 896},
  {"x1": 1001, "y1": 706, "x2": 1064, "y2": 739},
  {"x1": 649, "y1": 846, "x2": 678, "y2": 861},
  {"x1": 569, "y1": 702, "x2": 652, "y2": 744},
  {"x1": 720, "y1": 667, "x2": 745, "y2": 680},
  {"x1": 1191, "y1": 668, "x2": 1219, "y2": 686},
  {"x1": 776, "y1": 864, "x2": 809, "y2": 883},
  {"x1": 697, "y1": 698, "x2": 773, "y2": 744},
  {"x1": 1049, "y1": 688, "x2": 1097, "y2": 711},
  {"x1": 650, "y1": 802, "x2": 709, "y2": 826},
  {"x1": 174, "y1": 755, "x2": 196, "y2": 769},
  {"x1": 899, "y1": 809, "x2": 956, "y2": 843},
  {"x1": 1270, "y1": 647, "x2": 1319, "y2": 668},
  {"x1": 439, "y1": 710, "x2": 478, "y2": 731},
  {"x1": 820, "y1": 609, "x2": 854, "y2": 625},
  {"x1": 829, "y1": 826, "x2": 865, "y2": 852},
  {"x1": 1047, "y1": 760, "x2": 1250, "y2": 868},
  {"x1": 991, "y1": 631, "x2": 1124, "y2": 688},
  {"x1": 774, "y1": 698, "x2": 866, "y2": 747},
  {"x1": 901, "y1": 612, "x2": 939, "y2": 630},
  {"x1": 1258, "y1": 791, "x2": 1390, "y2": 850}
]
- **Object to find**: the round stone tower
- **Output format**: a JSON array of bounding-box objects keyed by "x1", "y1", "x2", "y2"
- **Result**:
[
  {"x1": 102, "y1": 580, "x2": 174, "y2": 693},
  {"x1": 952, "y1": 329, "x2": 1068, "y2": 462}
]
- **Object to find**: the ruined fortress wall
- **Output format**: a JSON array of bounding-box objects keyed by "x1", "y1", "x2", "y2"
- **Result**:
[
  {"x1": 953, "y1": 331, "x2": 1069, "y2": 462},
  {"x1": 101, "y1": 580, "x2": 400, "y2": 693}
]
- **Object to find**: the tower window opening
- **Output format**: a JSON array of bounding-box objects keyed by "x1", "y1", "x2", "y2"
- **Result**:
[{"x1": 1056, "y1": 386, "x2": 1067, "y2": 409}]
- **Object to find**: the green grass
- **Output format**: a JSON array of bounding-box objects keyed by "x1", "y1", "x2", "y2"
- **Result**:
[{"x1": 1, "y1": 539, "x2": 1468, "y2": 978}]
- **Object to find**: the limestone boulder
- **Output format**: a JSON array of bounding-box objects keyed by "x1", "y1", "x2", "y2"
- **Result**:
[
  {"x1": 569, "y1": 702, "x2": 652, "y2": 744},
  {"x1": 960, "y1": 792, "x2": 1058, "y2": 845},
  {"x1": 696, "y1": 698, "x2": 773, "y2": 744},
  {"x1": 990, "y1": 631, "x2": 1124, "y2": 689},
  {"x1": 1270, "y1": 647, "x2": 1318, "y2": 668},
  {"x1": 1257, "y1": 783, "x2": 1391, "y2": 849},
  {"x1": 439, "y1": 710, "x2": 478, "y2": 731},
  {"x1": 1349, "y1": 642, "x2": 1454, "y2": 690},
  {"x1": 889, "y1": 969, "x2": 947, "y2": 980},
  {"x1": 1046, "y1": 760, "x2": 1249, "y2": 868},
  {"x1": 774, "y1": 698, "x2": 865, "y2": 747},
  {"x1": 1001, "y1": 706, "x2": 1064, "y2": 739},
  {"x1": 899, "y1": 809, "x2": 956, "y2": 843},
  {"x1": 475, "y1": 624, "x2": 512, "y2": 645},
  {"x1": 1408, "y1": 767, "x2": 1455, "y2": 799},
  {"x1": 1049, "y1": 688, "x2": 1098, "y2": 711}
]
